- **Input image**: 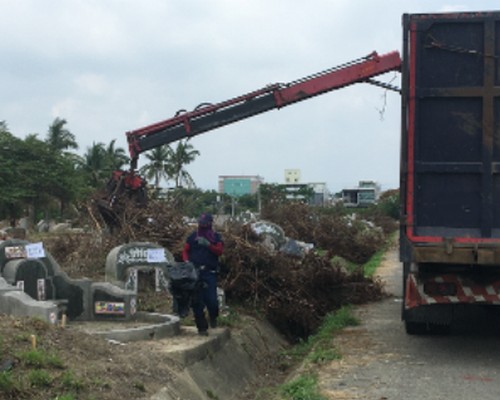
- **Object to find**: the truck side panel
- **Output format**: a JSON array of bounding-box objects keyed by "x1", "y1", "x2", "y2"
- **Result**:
[
  {"x1": 402, "y1": 12, "x2": 500, "y2": 246},
  {"x1": 401, "y1": 12, "x2": 500, "y2": 332}
]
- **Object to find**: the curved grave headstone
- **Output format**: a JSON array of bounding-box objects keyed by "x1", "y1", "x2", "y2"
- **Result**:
[
  {"x1": 105, "y1": 242, "x2": 174, "y2": 293},
  {"x1": 3, "y1": 258, "x2": 54, "y2": 300}
]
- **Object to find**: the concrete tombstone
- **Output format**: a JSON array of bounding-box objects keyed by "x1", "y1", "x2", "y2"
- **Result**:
[{"x1": 105, "y1": 242, "x2": 174, "y2": 292}]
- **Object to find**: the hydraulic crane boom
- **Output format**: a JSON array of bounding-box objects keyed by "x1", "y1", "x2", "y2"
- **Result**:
[
  {"x1": 96, "y1": 50, "x2": 401, "y2": 230},
  {"x1": 127, "y1": 51, "x2": 401, "y2": 169}
]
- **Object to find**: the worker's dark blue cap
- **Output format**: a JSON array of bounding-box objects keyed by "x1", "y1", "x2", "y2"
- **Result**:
[{"x1": 198, "y1": 213, "x2": 213, "y2": 226}]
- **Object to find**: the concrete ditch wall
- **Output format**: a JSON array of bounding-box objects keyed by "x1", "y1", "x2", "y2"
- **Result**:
[{"x1": 151, "y1": 318, "x2": 288, "y2": 400}]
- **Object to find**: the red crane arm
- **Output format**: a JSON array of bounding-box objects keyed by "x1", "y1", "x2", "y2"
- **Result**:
[
  {"x1": 273, "y1": 51, "x2": 401, "y2": 106},
  {"x1": 127, "y1": 51, "x2": 401, "y2": 167}
]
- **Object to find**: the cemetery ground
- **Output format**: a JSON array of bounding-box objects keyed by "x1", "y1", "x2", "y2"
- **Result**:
[{"x1": 0, "y1": 201, "x2": 397, "y2": 399}]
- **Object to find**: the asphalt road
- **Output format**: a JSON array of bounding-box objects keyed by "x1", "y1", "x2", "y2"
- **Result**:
[{"x1": 317, "y1": 243, "x2": 500, "y2": 400}]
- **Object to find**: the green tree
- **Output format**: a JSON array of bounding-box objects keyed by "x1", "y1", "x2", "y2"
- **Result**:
[
  {"x1": 79, "y1": 140, "x2": 129, "y2": 189},
  {"x1": 0, "y1": 130, "x2": 86, "y2": 222},
  {"x1": 139, "y1": 145, "x2": 170, "y2": 189},
  {"x1": 81, "y1": 142, "x2": 108, "y2": 188},
  {"x1": 166, "y1": 139, "x2": 200, "y2": 188},
  {"x1": 376, "y1": 189, "x2": 400, "y2": 220},
  {"x1": 105, "y1": 139, "x2": 129, "y2": 170},
  {"x1": 259, "y1": 183, "x2": 288, "y2": 205},
  {"x1": 0, "y1": 120, "x2": 8, "y2": 134},
  {"x1": 167, "y1": 188, "x2": 223, "y2": 217},
  {"x1": 237, "y1": 193, "x2": 258, "y2": 212},
  {"x1": 45, "y1": 117, "x2": 78, "y2": 152},
  {"x1": 25, "y1": 134, "x2": 86, "y2": 218},
  {"x1": 0, "y1": 130, "x2": 28, "y2": 222}
]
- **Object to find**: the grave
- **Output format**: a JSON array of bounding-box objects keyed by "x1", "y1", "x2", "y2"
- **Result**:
[
  {"x1": 0, "y1": 239, "x2": 179, "y2": 339},
  {"x1": 105, "y1": 242, "x2": 174, "y2": 294}
]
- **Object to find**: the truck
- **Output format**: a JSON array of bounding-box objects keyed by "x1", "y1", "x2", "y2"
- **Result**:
[{"x1": 400, "y1": 11, "x2": 500, "y2": 334}]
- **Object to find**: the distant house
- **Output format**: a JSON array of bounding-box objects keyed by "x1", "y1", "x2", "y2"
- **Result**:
[
  {"x1": 284, "y1": 169, "x2": 301, "y2": 184},
  {"x1": 218, "y1": 171, "x2": 330, "y2": 206},
  {"x1": 218, "y1": 175, "x2": 264, "y2": 197},
  {"x1": 341, "y1": 181, "x2": 381, "y2": 207},
  {"x1": 282, "y1": 169, "x2": 329, "y2": 206}
]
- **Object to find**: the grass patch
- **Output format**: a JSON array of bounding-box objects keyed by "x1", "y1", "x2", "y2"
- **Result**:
[
  {"x1": 61, "y1": 370, "x2": 84, "y2": 391},
  {"x1": 305, "y1": 307, "x2": 358, "y2": 364},
  {"x1": 20, "y1": 349, "x2": 47, "y2": 368},
  {"x1": 362, "y1": 248, "x2": 385, "y2": 277},
  {"x1": 218, "y1": 308, "x2": 241, "y2": 327},
  {"x1": 90, "y1": 376, "x2": 112, "y2": 390},
  {"x1": 54, "y1": 395, "x2": 76, "y2": 400},
  {"x1": 330, "y1": 255, "x2": 358, "y2": 274},
  {"x1": 17, "y1": 348, "x2": 64, "y2": 368},
  {"x1": 46, "y1": 353, "x2": 65, "y2": 369},
  {"x1": 278, "y1": 307, "x2": 359, "y2": 399},
  {"x1": 284, "y1": 306, "x2": 359, "y2": 363},
  {"x1": 206, "y1": 388, "x2": 220, "y2": 399},
  {"x1": 362, "y1": 231, "x2": 397, "y2": 277},
  {"x1": 133, "y1": 381, "x2": 146, "y2": 392},
  {"x1": 280, "y1": 374, "x2": 326, "y2": 400},
  {"x1": 28, "y1": 369, "x2": 53, "y2": 387},
  {"x1": 0, "y1": 371, "x2": 16, "y2": 393},
  {"x1": 14, "y1": 332, "x2": 32, "y2": 343}
]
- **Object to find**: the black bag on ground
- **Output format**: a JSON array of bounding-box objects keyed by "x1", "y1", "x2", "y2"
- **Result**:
[
  {"x1": 167, "y1": 262, "x2": 199, "y2": 291},
  {"x1": 167, "y1": 262, "x2": 200, "y2": 318}
]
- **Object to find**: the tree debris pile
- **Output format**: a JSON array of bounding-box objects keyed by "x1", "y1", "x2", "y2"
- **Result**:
[
  {"x1": 44, "y1": 199, "x2": 392, "y2": 341},
  {"x1": 260, "y1": 201, "x2": 393, "y2": 264},
  {"x1": 220, "y1": 222, "x2": 386, "y2": 342},
  {"x1": 88, "y1": 194, "x2": 190, "y2": 252},
  {"x1": 42, "y1": 233, "x2": 119, "y2": 282}
]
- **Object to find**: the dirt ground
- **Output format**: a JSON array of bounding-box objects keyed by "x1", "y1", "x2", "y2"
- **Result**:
[
  {"x1": 315, "y1": 238, "x2": 401, "y2": 399},
  {"x1": 0, "y1": 310, "x2": 290, "y2": 400},
  {"x1": 0, "y1": 313, "x2": 177, "y2": 399}
]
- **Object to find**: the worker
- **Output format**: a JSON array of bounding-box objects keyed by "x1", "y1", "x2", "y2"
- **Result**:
[{"x1": 182, "y1": 212, "x2": 224, "y2": 336}]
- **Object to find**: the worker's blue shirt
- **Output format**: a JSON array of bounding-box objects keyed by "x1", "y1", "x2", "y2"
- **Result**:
[{"x1": 186, "y1": 231, "x2": 223, "y2": 271}]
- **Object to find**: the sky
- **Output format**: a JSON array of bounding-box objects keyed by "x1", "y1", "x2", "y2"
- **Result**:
[{"x1": 2, "y1": 0, "x2": 499, "y2": 194}]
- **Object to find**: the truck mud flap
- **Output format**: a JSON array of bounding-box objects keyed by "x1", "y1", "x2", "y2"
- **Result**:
[{"x1": 404, "y1": 304, "x2": 453, "y2": 335}]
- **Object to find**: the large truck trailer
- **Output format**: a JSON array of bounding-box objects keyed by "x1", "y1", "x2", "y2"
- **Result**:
[{"x1": 400, "y1": 11, "x2": 500, "y2": 333}]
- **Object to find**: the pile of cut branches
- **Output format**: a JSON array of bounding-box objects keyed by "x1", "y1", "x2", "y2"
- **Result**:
[
  {"x1": 261, "y1": 202, "x2": 390, "y2": 264},
  {"x1": 45, "y1": 198, "x2": 391, "y2": 341},
  {"x1": 220, "y1": 222, "x2": 385, "y2": 341}
]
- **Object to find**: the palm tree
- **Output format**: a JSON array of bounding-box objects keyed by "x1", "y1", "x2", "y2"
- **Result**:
[
  {"x1": 82, "y1": 142, "x2": 107, "y2": 187},
  {"x1": 0, "y1": 121, "x2": 8, "y2": 134},
  {"x1": 139, "y1": 145, "x2": 171, "y2": 189},
  {"x1": 105, "y1": 139, "x2": 129, "y2": 170},
  {"x1": 45, "y1": 117, "x2": 78, "y2": 152},
  {"x1": 167, "y1": 139, "x2": 200, "y2": 188}
]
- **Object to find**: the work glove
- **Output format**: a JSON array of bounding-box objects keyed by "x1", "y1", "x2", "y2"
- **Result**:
[{"x1": 196, "y1": 237, "x2": 210, "y2": 247}]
